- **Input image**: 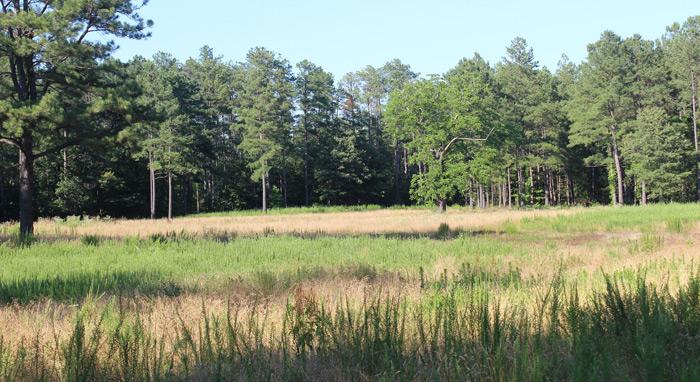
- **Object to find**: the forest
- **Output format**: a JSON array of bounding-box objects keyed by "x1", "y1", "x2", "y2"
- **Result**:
[{"x1": 1, "y1": 2, "x2": 700, "y2": 235}]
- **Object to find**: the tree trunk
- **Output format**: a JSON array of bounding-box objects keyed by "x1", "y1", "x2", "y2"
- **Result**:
[
  {"x1": 529, "y1": 167, "x2": 535, "y2": 205},
  {"x1": 591, "y1": 167, "x2": 598, "y2": 203},
  {"x1": 476, "y1": 183, "x2": 481, "y2": 208},
  {"x1": 0, "y1": 173, "x2": 5, "y2": 221},
  {"x1": 500, "y1": 183, "x2": 505, "y2": 208},
  {"x1": 195, "y1": 183, "x2": 200, "y2": 213},
  {"x1": 469, "y1": 180, "x2": 475, "y2": 208},
  {"x1": 282, "y1": 172, "x2": 288, "y2": 208},
  {"x1": 184, "y1": 176, "x2": 192, "y2": 215},
  {"x1": 437, "y1": 199, "x2": 447, "y2": 213},
  {"x1": 403, "y1": 147, "x2": 409, "y2": 174},
  {"x1": 62, "y1": 131, "x2": 67, "y2": 174},
  {"x1": 567, "y1": 174, "x2": 575, "y2": 205},
  {"x1": 692, "y1": 73, "x2": 700, "y2": 201},
  {"x1": 261, "y1": 172, "x2": 268, "y2": 212},
  {"x1": 641, "y1": 180, "x2": 647, "y2": 206},
  {"x1": 556, "y1": 174, "x2": 562, "y2": 205},
  {"x1": 543, "y1": 168, "x2": 550, "y2": 207},
  {"x1": 207, "y1": 166, "x2": 214, "y2": 211},
  {"x1": 303, "y1": 123, "x2": 310, "y2": 206},
  {"x1": 610, "y1": 130, "x2": 625, "y2": 206},
  {"x1": 393, "y1": 141, "x2": 401, "y2": 205},
  {"x1": 517, "y1": 166, "x2": 524, "y2": 207},
  {"x1": 507, "y1": 168, "x2": 513, "y2": 208},
  {"x1": 149, "y1": 153, "x2": 156, "y2": 219},
  {"x1": 167, "y1": 171, "x2": 173, "y2": 221},
  {"x1": 18, "y1": 135, "x2": 34, "y2": 236}
]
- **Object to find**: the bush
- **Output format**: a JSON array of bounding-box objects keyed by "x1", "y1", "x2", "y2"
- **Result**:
[
  {"x1": 436, "y1": 223, "x2": 450, "y2": 239},
  {"x1": 80, "y1": 235, "x2": 101, "y2": 246}
]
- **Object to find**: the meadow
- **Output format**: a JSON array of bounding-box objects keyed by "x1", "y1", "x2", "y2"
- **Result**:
[{"x1": 0, "y1": 204, "x2": 699, "y2": 380}]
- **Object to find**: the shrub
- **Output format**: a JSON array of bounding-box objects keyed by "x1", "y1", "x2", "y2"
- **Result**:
[
  {"x1": 80, "y1": 235, "x2": 101, "y2": 247},
  {"x1": 436, "y1": 223, "x2": 450, "y2": 239}
]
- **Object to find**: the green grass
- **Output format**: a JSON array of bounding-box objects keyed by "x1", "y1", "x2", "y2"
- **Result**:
[
  {"x1": 517, "y1": 203, "x2": 700, "y2": 233},
  {"x1": 0, "y1": 270, "x2": 181, "y2": 304},
  {"x1": 0, "y1": 235, "x2": 521, "y2": 302},
  {"x1": 1, "y1": 203, "x2": 699, "y2": 304},
  {"x1": 1, "y1": 203, "x2": 700, "y2": 379}
]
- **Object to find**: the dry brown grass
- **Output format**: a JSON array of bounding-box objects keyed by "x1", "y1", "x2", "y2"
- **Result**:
[
  {"x1": 33, "y1": 207, "x2": 585, "y2": 238},
  {"x1": 2, "y1": 226, "x2": 699, "y2": 374},
  {"x1": 0, "y1": 276, "x2": 418, "y2": 346}
]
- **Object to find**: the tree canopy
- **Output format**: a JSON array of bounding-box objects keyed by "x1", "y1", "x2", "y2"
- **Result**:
[{"x1": 2, "y1": 9, "x2": 700, "y2": 226}]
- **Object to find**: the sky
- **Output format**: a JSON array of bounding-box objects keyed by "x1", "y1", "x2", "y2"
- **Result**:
[{"x1": 111, "y1": 0, "x2": 700, "y2": 79}]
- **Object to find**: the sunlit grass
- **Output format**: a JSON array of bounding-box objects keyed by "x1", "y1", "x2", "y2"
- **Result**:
[
  {"x1": 1, "y1": 203, "x2": 700, "y2": 379},
  {"x1": 517, "y1": 203, "x2": 700, "y2": 233}
]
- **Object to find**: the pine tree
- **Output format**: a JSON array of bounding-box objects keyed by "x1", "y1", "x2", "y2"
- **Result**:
[
  {"x1": 235, "y1": 48, "x2": 294, "y2": 211},
  {"x1": 664, "y1": 17, "x2": 700, "y2": 200},
  {"x1": 120, "y1": 53, "x2": 198, "y2": 220},
  {"x1": 0, "y1": 0, "x2": 150, "y2": 235},
  {"x1": 568, "y1": 31, "x2": 636, "y2": 205},
  {"x1": 294, "y1": 60, "x2": 336, "y2": 205},
  {"x1": 623, "y1": 107, "x2": 692, "y2": 202}
]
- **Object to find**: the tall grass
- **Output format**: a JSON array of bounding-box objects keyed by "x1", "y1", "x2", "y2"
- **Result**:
[
  {"x1": 517, "y1": 203, "x2": 700, "y2": 233},
  {"x1": 1, "y1": 272, "x2": 699, "y2": 380},
  {"x1": 0, "y1": 271, "x2": 181, "y2": 304},
  {"x1": 1, "y1": 204, "x2": 699, "y2": 380},
  {"x1": 0, "y1": 235, "x2": 519, "y2": 302},
  {"x1": 189, "y1": 204, "x2": 388, "y2": 217}
]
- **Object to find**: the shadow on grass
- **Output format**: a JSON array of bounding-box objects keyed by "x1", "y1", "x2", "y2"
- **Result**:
[
  {"x1": 1, "y1": 228, "x2": 498, "y2": 245},
  {"x1": 0, "y1": 270, "x2": 183, "y2": 305},
  {"x1": 146, "y1": 227, "x2": 499, "y2": 241}
]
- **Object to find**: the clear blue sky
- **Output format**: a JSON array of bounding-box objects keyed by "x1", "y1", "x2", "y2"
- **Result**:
[{"x1": 112, "y1": 0, "x2": 700, "y2": 79}]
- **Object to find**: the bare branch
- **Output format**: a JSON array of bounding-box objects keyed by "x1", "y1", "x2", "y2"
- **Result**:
[
  {"x1": 0, "y1": 137, "x2": 19, "y2": 148},
  {"x1": 440, "y1": 126, "x2": 497, "y2": 158}
]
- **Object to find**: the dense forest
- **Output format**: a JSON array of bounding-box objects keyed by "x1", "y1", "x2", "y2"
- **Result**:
[{"x1": 1, "y1": 2, "x2": 700, "y2": 234}]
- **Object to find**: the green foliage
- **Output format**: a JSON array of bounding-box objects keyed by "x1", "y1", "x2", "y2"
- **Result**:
[
  {"x1": 387, "y1": 73, "x2": 496, "y2": 208},
  {"x1": 3, "y1": 8, "x2": 700, "y2": 226},
  {"x1": 80, "y1": 235, "x2": 102, "y2": 247},
  {"x1": 54, "y1": 175, "x2": 90, "y2": 216},
  {"x1": 623, "y1": 107, "x2": 693, "y2": 201},
  {"x1": 123, "y1": 53, "x2": 200, "y2": 178},
  {"x1": 0, "y1": 1, "x2": 150, "y2": 233},
  {"x1": 666, "y1": 217, "x2": 690, "y2": 233},
  {"x1": 236, "y1": 47, "x2": 295, "y2": 182}
]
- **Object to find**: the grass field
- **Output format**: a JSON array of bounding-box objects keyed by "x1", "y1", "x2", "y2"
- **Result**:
[{"x1": 1, "y1": 204, "x2": 700, "y2": 380}]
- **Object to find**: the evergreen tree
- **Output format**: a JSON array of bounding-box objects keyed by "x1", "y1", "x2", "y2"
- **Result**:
[
  {"x1": 623, "y1": 107, "x2": 692, "y2": 203},
  {"x1": 569, "y1": 31, "x2": 635, "y2": 205},
  {"x1": 120, "y1": 53, "x2": 199, "y2": 220},
  {"x1": 0, "y1": 0, "x2": 150, "y2": 235},
  {"x1": 294, "y1": 60, "x2": 336, "y2": 205},
  {"x1": 184, "y1": 47, "x2": 250, "y2": 212},
  {"x1": 235, "y1": 48, "x2": 294, "y2": 211},
  {"x1": 664, "y1": 17, "x2": 700, "y2": 200}
]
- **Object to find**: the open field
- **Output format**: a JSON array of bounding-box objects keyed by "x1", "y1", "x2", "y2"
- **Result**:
[
  {"x1": 1, "y1": 204, "x2": 700, "y2": 380},
  {"x1": 23, "y1": 206, "x2": 581, "y2": 239}
]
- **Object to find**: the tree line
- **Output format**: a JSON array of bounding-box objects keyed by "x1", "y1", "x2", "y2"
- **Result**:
[{"x1": 1, "y1": 2, "x2": 700, "y2": 235}]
